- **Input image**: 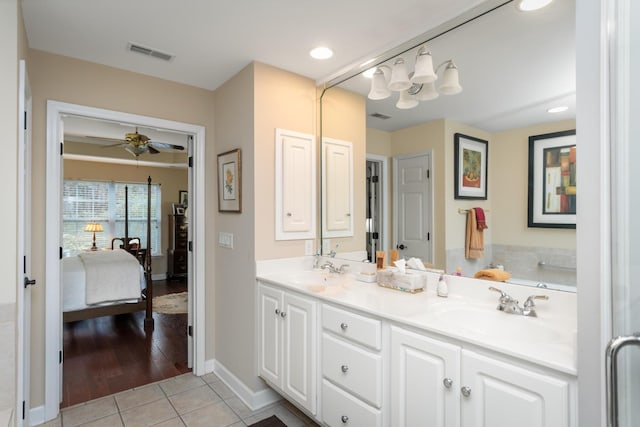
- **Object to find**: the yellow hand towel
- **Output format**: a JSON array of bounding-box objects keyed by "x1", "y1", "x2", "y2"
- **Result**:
[
  {"x1": 465, "y1": 208, "x2": 484, "y2": 259},
  {"x1": 473, "y1": 269, "x2": 512, "y2": 282}
]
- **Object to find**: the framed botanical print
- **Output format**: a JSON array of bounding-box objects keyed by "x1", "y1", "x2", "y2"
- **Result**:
[{"x1": 217, "y1": 148, "x2": 242, "y2": 213}]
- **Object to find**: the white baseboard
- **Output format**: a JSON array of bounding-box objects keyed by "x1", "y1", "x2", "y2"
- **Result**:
[
  {"x1": 152, "y1": 273, "x2": 167, "y2": 281},
  {"x1": 28, "y1": 405, "x2": 44, "y2": 426},
  {"x1": 204, "y1": 358, "x2": 280, "y2": 411}
]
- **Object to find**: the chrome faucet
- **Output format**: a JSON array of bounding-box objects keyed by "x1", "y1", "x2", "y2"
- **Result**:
[
  {"x1": 313, "y1": 253, "x2": 322, "y2": 269},
  {"x1": 321, "y1": 261, "x2": 349, "y2": 274},
  {"x1": 488, "y1": 287, "x2": 549, "y2": 317}
]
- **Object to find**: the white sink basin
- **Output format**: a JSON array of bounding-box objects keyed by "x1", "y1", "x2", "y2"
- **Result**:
[
  {"x1": 413, "y1": 304, "x2": 565, "y2": 343},
  {"x1": 286, "y1": 270, "x2": 349, "y2": 292}
]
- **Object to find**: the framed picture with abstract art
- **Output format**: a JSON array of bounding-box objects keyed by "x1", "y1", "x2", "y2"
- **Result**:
[
  {"x1": 217, "y1": 148, "x2": 242, "y2": 213},
  {"x1": 454, "y1": 133, "x2": 488, "y2": 200},
  {"x1": 527, "y1": 130, "x2": 576, "y2": 228}
]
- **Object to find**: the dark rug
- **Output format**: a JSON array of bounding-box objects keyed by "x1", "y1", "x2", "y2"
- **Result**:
[{"x1": 247, "y1": 415, "x2": 287, "y2": 427}]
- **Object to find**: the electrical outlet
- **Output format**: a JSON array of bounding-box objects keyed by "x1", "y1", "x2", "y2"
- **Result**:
[
  {"x1": 322, "y1": 239, "x2": 331, "y2": 254},
  {"x1": 218, "y1": 232, "x2": 234, "y2": 249},
  {"x1": 304, "y1": 240, "x2": 314, "y2": 255}
]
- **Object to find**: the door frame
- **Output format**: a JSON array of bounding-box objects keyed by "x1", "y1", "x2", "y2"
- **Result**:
[
  {"x1": 43, "y1": 101, "x2": 207, "y2": 421},
  {"x1": 393, "y1": 151, "x2": 434, "y2": 264},
  {"x1": 17, "y1": 59, "x2": 32, "y2": 427},
  {"x1": 366, "y1": 154, "x2": 389, "y2": 255}
]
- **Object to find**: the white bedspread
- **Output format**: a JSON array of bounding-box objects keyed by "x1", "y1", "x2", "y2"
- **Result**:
[{"x1": 77, "y1": 249, "x2": 144, "y2": 305}]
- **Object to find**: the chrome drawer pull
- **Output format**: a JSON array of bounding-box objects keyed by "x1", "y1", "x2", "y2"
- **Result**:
[
  {"x1": 341, "y1": 415, "x2": 349, "y2": 423},
  {"x1": 443, "y1": 378, "x2": 453, "y2": 388},
  {"x1": 341, "y1": 364, "x2": 349, "y2": 373},
  {"x1": 340, "y1": 322, "x2": 348, "y2": 330},
  {"x1": 461, "y1": 386, "x2": 471, "y2": 397}
]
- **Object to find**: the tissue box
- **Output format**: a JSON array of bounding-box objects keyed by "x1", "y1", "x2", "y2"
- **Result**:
[
  {"x1": 356, "y1": 271, "x2": 377, "y2": 283},
  {"x1": 377, "y1": 269, "x2": 427, "y2": 293}
]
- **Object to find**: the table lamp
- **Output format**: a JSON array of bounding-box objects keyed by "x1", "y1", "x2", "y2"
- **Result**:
[{"x1": 84, "y1": 222, "x2": 103, "y2": 251}]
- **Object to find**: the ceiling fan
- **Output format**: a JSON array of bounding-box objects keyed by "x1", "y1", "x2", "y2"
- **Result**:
[{"x1": 90, "y1": 128, "x2": 185, "y2": 157}]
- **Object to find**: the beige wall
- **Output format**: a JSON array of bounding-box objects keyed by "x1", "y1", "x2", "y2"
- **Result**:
[
  {"x1": 28, "y1": 49, "x2": 216, "y2": 407},
  {"x1": 63, "y1": 159, "x2": 188, "y2": 273},
  {"x1": 1, "y1": 0, "x2": 18, "y2": 306},
  {"x1": 491, "y1": 119, "x2": 576, "y2": 248},
  {"x1": 320, "y1": 87, "x2": 367, "y2": 254}
]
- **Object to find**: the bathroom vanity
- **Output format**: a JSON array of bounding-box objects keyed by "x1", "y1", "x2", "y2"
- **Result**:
[{"x1": 256, "y1": 259, "x2": 577, "y2": 427}]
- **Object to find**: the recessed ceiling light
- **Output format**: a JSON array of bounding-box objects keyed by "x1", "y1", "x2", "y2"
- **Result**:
[
  {"x1": 547, "y1": 106, "x2": 568, "y2": 113},
  {"x1": 310, "y1": 46, "x2": 333, "y2": 60},
  {"x1": 515, "y1": 0, "x2": 553, "y2": 11},
  {"x1": 362, "y1": 67, "x2": 377, "y2": 79}
]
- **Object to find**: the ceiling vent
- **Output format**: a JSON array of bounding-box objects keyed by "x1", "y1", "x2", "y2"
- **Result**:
[
  {"x1": 370, "y1": 112, "x2": 392, "y2": 120},
  {"x1": 127, "y1": 42, "x2": 174, "y2": 61}
]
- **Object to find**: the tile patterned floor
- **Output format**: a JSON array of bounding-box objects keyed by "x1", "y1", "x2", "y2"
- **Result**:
[{"x1": 41, "y1": 372, "x2": 320, "y2": 427}]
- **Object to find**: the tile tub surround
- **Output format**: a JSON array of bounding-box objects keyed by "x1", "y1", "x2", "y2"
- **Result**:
[
  {"x1": 41, "y1": 372, "x2": 320, "y2": 427},
  {"x1": 0, "y1": 303, "x2": 15, "y2": 425},
  {"x1": 257, "y1": 260, "x2": 577, "y2": 375}
]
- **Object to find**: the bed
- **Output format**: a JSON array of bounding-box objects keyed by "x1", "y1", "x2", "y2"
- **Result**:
[{"x1": 62, "y1": 176, "x2": 155, "y2": 329}]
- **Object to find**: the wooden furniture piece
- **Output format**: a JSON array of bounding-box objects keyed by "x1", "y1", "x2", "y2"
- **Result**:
[
  {"x1": 63, "y1": 177, "x2": 155, "y2": 330},
  {"x1": 167, "y1": 213, "x2": 188, "y2": 280}
]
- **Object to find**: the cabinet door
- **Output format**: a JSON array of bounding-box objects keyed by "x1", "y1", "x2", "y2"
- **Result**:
[
  {"x1": 282, "y1": 292, "x2": 317, "y2": 414},
  {"x1": 390, "y1": 326, "x2": 461, "y2": 427},
  {"x1": 258, "y1": 285, "x2": 282, "y2": 387},
  {"x1": 461, "y1": 350, "x2": 569, "y2": 427},
  {"x1": 275, "y1": 128, "x2": 316, "y2": 240},
  {"x1": 322, "y1": 138, "x2": 354, "y2": 238}
]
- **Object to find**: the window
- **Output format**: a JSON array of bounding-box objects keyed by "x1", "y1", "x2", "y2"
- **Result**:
[{"x1": 63, "y1": 180, "x2": 161, "y2": 256}]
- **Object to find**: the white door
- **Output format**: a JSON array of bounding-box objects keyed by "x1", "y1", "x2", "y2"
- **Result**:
[
  {"x1": 186, "y1": 135, "x2": 193, "y2": 368},
  {"x1": 460, "y1": 350, "x2": 569, "y2": 427},
  {"x1": 282, "y1": 292, "x2": 317, "y2": 414},
  {"x1": 394, "y1": 153, "x2": 433, "y2": 262},
  {"x1": 390, "y1": 326, "x2": 460, "y2": 427},
  {"x1": 17, "y1": 60, "x2": 33, "y2": 427},
  {"x1": 606, "y1": 1, "x2": 640, "y2": 425}
]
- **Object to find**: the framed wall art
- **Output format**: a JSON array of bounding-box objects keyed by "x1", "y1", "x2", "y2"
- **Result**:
[
  {"x1": 527, "y1": 129, "x2": 576, "y2": 228},
  {"x1": 454, "y1": 133, "x2": 488, "y2": 200},
  {"x1": 217, "y1": 148, "x2": 242, "y2": 213}
]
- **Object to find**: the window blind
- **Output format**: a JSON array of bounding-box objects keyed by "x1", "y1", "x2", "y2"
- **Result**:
[{"x1": 63, "y1": 180, "x2": 161, "y2": 256}]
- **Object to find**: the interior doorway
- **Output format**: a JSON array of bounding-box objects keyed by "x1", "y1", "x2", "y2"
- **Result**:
[{"x1": 43, "y1": 101, "x2": 207, "y2": 422}]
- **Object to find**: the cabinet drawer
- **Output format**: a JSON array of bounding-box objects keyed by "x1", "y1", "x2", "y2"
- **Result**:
[
  {"x1": 322, "y1": 333, "x2": 382, "y2": 408},
  {"x1": 322, "y1": 379, "x2": 381, "y2": 427},
  {"x1": 322, "y1": 304, "x2": 381, "y2": 350}
]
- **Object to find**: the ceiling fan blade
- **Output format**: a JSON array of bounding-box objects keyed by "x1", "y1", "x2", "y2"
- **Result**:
[
  {"x1": 148, "y1": 141, "x2": 185, "y2": 151},
  {"x1": 148, "y1": 145, "x2": 160, "y2": 154}
]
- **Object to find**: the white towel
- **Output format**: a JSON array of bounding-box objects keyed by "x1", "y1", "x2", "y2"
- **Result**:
[{"x1": 79, "y1": 249, "x2": 143, "y2": 305}]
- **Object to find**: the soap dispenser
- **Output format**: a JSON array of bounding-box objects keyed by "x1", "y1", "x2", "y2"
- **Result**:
[{"x1": 437, "y1": 275, "x2": 449, "y2": 297}]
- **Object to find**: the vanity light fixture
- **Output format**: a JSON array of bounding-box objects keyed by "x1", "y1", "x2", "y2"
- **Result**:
[
  {"x1": 310, "y1": 46, "x2": 333, "y2": 60},
  {"x1": 515, "y1": 0, "x2": 553, "y2": 12},
  {"x1": 366, "y1": 46, "x2": 462, "y2": 109}
]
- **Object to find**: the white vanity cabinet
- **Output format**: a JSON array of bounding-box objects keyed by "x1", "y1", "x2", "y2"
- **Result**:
[
  {"x1": 320, "y1": 304, "x2": 383, "y2": 427},
  {"x1": 390, "y1": 326, "x2": 572, "y2": 427},
  {"x1": 258, "y1": 283, "x2": 317, "y2": 414},
  {"x1": 322, "y1": 138, "x2": 354, "y2": 238}
]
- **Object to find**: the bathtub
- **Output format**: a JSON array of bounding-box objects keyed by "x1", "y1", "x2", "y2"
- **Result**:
[{"x1": 507, "y1": 277, "x2": 576, "y2": 292}]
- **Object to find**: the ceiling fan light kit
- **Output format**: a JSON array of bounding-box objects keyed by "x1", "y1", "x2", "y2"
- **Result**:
[{"x1": 367, "y1": 45, "x2": 462, "y2": 109}]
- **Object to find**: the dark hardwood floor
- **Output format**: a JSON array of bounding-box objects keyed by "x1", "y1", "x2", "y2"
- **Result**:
[{"x1": 61, "y1": 279, "x2": 191, "y2": 408}]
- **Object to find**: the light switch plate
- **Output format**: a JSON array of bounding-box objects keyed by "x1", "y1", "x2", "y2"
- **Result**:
[
  {"x1": 218, "y1": 232, "x2": 234, "y2": 249},
  {"x1": 304, "y1": 240, "x2": 314, "y2": 255}
]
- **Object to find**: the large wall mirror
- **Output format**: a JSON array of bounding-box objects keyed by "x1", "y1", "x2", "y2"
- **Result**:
[{"x1": 320, "y1": 0, "x2": 576, "y2": 291}]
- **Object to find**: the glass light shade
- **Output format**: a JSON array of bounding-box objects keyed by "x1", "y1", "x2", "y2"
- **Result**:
[
  {"x1": 516, "y1": 0, "x2": 552, "y2": 11},
  {"x1": 411, "y1": 48, "x2": 437, "y2": 84},
  {"x1": 396, "y1": 90, "x2": 419, "y2": 109},
  {"x1": 415, "y1": 82, "x2": 440, "y2": 101},
  {"x1": 368, "y1": 69, "x2": 391, "y2": 100},
  {"x1": 438, "y1": 61, "x2": 463, "y2": 95},
  {"x1": 387, "y1": 58, "x2": 412, "y2": 92}
]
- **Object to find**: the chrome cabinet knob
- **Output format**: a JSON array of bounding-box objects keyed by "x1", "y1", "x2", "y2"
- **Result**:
[
  {"x1": 275, "y1": 308, "x2": 280, "y2": 315},
  {"x1": 341, "y1": 364, "x2": 349, "y2": 373},
  {"x1": 286, "y1": 212, "x2": 292, "y2": 217},
  {"x1": 443, "y1": 378, "x2": 453, "y2": 388},
  {"x1": 341, "y1": 415, "x2": 349, "y2": 423},
  {"x1": 340, "y1": 322, "x2": 348, "y2": 331},
  {"x1": 280, "y1": 311, "x2": 286, "y2": 318},
  {"x1": 461, "y1": 386, "x2": 472, "y2": 397}
]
